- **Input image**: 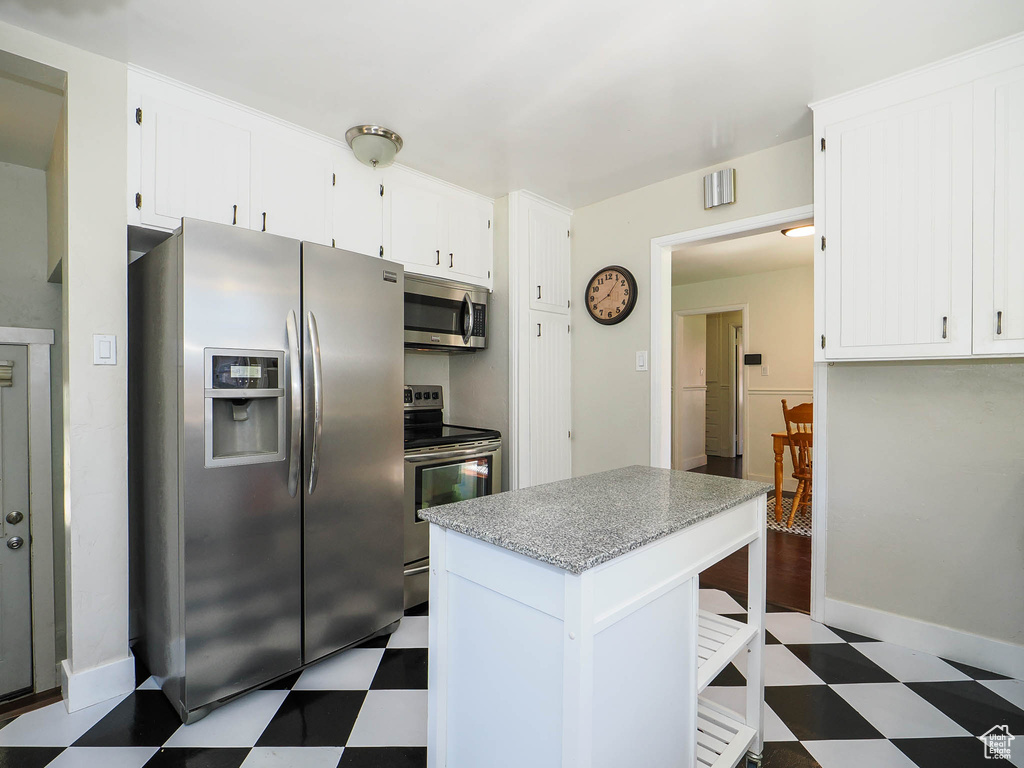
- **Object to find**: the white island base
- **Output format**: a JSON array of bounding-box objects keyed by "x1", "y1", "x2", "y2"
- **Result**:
[{"x1": 426, "y1": 494, "x2": 767, "y2": 768}]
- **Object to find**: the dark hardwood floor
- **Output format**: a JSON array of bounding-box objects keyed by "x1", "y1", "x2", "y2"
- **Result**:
[{"x1": 689, "y1": 455, "x2": 812, "y2": 613}]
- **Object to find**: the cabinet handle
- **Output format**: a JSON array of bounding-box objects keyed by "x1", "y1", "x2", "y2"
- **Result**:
[
  {"x1": 232, "y1": 204, "x2": 237, "y2": 225},
  {"x1": 537, "y1": 285, "x2": 542, "y2": 300},
  {"x1": 537, "y1": 323, "x2": 542, "y2": 337},
  {"x1": 941, "y1": 316, "x2": 948, "y2": 340},
  {"x1": 262, "y1": 212, "x2": 267, "y2": 232},
  {"x1": 436, "y1": 250, "x2": 440, "y2": 266},
  {"x1": 997, "y1": 310, "x2": 1003, "y2": 335},
  {"x1": 449, "y1": 253, "x2": 453, "y2": 268}
]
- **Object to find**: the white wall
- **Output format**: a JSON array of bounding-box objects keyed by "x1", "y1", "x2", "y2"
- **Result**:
[
  {"x1": 0, "y1": 21, "x2": 131, "y2": 709},
  {"x1": 673, "y1": 266, "x2": 813, "y2": 489},
  {"x1": 404, "y1": 351, "x2": 450, "y2": 394},
  {"x1": 0, "y1": 162, "x2": 64, "y2": 660},
  {"x1": 570, "y1": 137, "x2": 813, "y2": 477},
  {"x1": 826, "y1": 360, "x2": 1024, "y2": 651},
  {"x1": 671, "y1": 313, "x2": 705, "y2": 470}
]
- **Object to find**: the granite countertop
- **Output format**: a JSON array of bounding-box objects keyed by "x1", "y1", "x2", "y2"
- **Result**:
[{"x1": 417, "y1": 465, "x2": 771, "y2": 574}]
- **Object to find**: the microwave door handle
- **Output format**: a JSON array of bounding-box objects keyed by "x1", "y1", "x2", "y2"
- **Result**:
[
  {"x1": 307, "y1": 310, "x2": 324, "y2": 495},
  {"x1": 461, "y1": 293, "x2": 473, "y2": 344},
  {"x1": 286, "y1": 309, "x2": 302, "y2": 498}
]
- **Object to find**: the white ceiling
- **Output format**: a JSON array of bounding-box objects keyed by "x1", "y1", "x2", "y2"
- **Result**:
[
  {"x1": 0, "y1": 1, "x2": 1022, "y2": 206},
  {"x1": 672, "y1": 223, "x2": 814, "y2": 285},
  {"x1": 0, "y1": 72, "x2": 62, "y2": 169}
]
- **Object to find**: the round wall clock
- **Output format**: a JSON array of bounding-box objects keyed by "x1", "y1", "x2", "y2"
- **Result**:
[{"x1": 585, "y1": 265, "x2": 637, "y2": 325}]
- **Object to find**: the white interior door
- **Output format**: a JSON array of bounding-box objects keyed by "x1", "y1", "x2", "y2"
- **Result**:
[
  {"x1": 672, "y1": 314, "x2": 707, "y2": 471},
  {"x1": 0, "y1": 345, "x2": 31, "y2": 699}
]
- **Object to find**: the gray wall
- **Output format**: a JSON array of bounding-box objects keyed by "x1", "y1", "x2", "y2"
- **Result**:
[
  {"x1": 450, "y1": 195, "x2": 510, "y2": 491},
  {"x1": 826, "y1": 360, "x2": 1024, "y2": 647},
  {"x1": 0, "y1": 161, "x2": 64, "y2": 657}
]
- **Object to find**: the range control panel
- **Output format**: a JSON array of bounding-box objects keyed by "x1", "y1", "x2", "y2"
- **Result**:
[{"x1": 404, "y1": 384, "x2": 443, "y2": 410}]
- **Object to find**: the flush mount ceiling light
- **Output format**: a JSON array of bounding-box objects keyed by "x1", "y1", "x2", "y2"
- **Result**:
[
  {"x1": 781, "y1": 225, "x2": 815, "y2": 238},
  {"x1": 345, "y1": 125, "x2": 403, "y2": 168}
]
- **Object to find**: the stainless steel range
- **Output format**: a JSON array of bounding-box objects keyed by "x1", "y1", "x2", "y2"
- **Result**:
[{"x1": 403, "y1": 385, "x2": 501, "y2": 607}]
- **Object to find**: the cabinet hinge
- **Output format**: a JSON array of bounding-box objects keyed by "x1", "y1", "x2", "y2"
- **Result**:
[
  {"x1": 488, "y1": 219, "x2": 491, "y2": 229},
  {"x1": 379, "y1": 245, "x2": 384, "y2": 258},
  {"x1": 820, "y1": 236, "x2": 826, "y2": 251},
  {"x1": 567, "y1": 324, "x2": 571, "y2": 333},
  {"x1": 135, "y1": 192, "x2": 142, "y2": 209},
  {"x1": 821, "y1": 334, "x2": 826, "y2": 349},
  {"x1": 380, "y1": 184, "x2": 384, "y2": 197},
  {"x1": 135, "y1": 107, "x2": 142, "y2": 125},
  {"x1": 332, "y1": 238, "x2": 336, "y2": 248},
  {"x1": 332, "y1": 173, "x2": 336, "y2": 186},
  {"x1": 820, "y1": 137, "x2": 825, "y2": 151},
  {"x1": 487, "y1": 270, "x2": 491, "y2": 279},
  {"x1": 567, "y1": 299, "x2": 571, "y2": 308},
  {"x1": 568, "y1": 430, "x2": 571, "y2": 439},
  {"x1": 567, "y1": 229, "x2": 570, "y2": 238}
]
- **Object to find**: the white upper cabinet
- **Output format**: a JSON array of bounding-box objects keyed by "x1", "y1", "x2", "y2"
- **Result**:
[
  {"x1": 332, "y1": 146, "x2": 383, "y2": 259},
  {"x1": 136, "y1": 89, "x2": 250, "y2": 231},
  {"x1": 384, "y1": 165, "x2": 445, "y2": 270},
  {"x1": 383, "y1": 165, "x2": 494, "y2": 288},
  {"x1": 820, "y1": 85, "x2": 974, "y2": 359},
  {"x1": 251, "y1": 130, "x2": 334, "y2": 246},
  {"x1": 527, "y1": 201, "x2": 571, "y2": 315},
  {"x1": 128, "y1": 70, "x2": 493, "y2": 285},
  {"x1": 973, "y1": 65, "x2": 1024, "y2": 355}
]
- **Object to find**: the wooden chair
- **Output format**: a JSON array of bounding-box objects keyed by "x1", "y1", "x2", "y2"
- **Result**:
[{"x1": 781, "y1": 399, "x2": 813, "y2": 528}]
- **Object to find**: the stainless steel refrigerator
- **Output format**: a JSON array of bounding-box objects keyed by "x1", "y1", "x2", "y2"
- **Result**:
[{"x1": 129, "y1": 218, "x2": 404, "y2": 723}]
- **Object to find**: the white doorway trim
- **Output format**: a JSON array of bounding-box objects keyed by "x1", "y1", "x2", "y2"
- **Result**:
[
  {"x1": 672, "y1": 305, "x2": 750, "y2": 473},
  {"x1": 0, "y1": 326, "x2": 57, "y2": 692},
  {"x1": 648, "y1": 204, "x2": 825, "y2": 619}
]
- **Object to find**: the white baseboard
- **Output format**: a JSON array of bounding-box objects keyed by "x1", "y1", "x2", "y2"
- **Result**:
[
  {"x1": 61, "y1": 653, "x2": 135, "y2": 713},
  {"x1": 675, "y1": 454, "x2": 707, "y2": 471},
  {"x1": 824, "y1": 598, "x2": 1024, "y2": 680},
  {"x1": 747, "y1": 472, "x2": 798, "y2": 493}
]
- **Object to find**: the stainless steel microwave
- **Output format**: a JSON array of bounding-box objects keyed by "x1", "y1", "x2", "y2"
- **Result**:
[{"x1": 404, "y1": 275, "x2": 488, "y2": 351}]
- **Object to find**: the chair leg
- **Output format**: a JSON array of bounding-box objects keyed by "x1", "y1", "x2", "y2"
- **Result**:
[{"x1": 788, "y1": 481, "x2": 804, "y2": 528}]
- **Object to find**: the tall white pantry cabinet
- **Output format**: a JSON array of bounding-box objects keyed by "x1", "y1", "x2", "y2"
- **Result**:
[{"x1": 813, "y1": 33, "x2": 1024, "y2": 361}]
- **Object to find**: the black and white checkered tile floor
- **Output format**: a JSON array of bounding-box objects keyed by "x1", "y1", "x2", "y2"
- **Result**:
[{"x1": 1, "y1": 593, "x2": 1021, "y2": 768}]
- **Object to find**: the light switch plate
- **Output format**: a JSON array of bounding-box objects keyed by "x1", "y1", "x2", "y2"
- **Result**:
[
  {"x1": 636, "y1": 350, "x2": 648, "y2": 371},
  {"x1": 93, "y1": 334, "x2": 116, "y2": 365},
  {"x1": 760, "y1": 364, "x2": 770, "y2": 376}
]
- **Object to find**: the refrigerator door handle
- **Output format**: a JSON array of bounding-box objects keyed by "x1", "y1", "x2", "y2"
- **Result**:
[
  {"x1": 307, "y1": 310, "x2": 324, "y2": 495},
  {"x1": 286, "y1": 309, "x2": 302, "y2": 498}
]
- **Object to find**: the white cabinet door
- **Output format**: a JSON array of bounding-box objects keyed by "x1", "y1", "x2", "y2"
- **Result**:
[
  {"x1": 528, "y1": 310, "x2": 571, "y2": 486},
  {"x1": 139, "y1": 92, "x2": 250, "y2": 230},
  {"x1": 251, "y1": 131, "x2": 334, "y2": 245},
  {"x1": 528, "y1": 203, "x2": 571, "y2": 315},
  {"x1": 333, "y1": 147, "x2": 383, "y2": 258},
  {"x1": 974, "y1": 66, "x2": 1024, "y2": 355},
  {"x1": 822, "y1": 84, "x2": 974, "y2": 359},
  {"x1": 445, "y1": 193, "x2": 493, "y2": 288},
  {"x1": 383, "y1": 166, "x2": 444, "y2": 271}
]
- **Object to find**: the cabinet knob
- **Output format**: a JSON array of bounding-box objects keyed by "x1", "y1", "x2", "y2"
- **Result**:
[
  {"x1": 262, "y1": 212, "x2": 267, "y2": 232},
  {"x1": 436, "y1": 250, "x2": 440, "y2": 266},
  {"x1": 537, "y1": 285, "x2": 542, "y2": 300},
  {"x1": 537, "y1": 323, "x2": 542, "y2": 338},
  {"x1": 941, "y1": 316, "x2": 948, "y2": 340},
  {"x1": 232, "y1": 204, "x2": 237, "y2": 226},
  {"x1": 997, "y1": 310, "x2": 1003, "y2": 335},
  {"x1": 449, "y1": 253, "x2": 453, "y2": 269}
]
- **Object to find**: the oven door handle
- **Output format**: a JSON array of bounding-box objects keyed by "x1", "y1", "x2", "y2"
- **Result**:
[{"x1": 405, "y1": 444, "x2": 500, "y2": 463}]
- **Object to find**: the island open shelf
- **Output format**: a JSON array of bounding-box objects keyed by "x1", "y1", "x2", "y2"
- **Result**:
[{"x1": 421, "y1": 466, "x2": 769, "y2": 768}]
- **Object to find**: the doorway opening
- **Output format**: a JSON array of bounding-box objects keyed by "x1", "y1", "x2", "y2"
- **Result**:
[
  {"x1": 658, "y1": 208, "x2": 816, "y2": 613},
  {"x1": 0, "y1": 48, "x2": 67, "y2": 712}
]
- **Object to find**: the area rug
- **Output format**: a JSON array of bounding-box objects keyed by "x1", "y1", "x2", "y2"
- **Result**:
[{"x1": 767, "y1": 495, "x2": 811, "y2": 537}]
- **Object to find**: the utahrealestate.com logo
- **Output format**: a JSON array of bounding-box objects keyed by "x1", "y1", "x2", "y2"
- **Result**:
[{"x1": 982, "y1": 725, "x2": 1015, "y2": 760}]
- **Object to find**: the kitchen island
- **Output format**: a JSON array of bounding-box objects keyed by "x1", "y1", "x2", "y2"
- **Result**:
[{"x1": 419, "y1": 465, "x2": 772, "y2": 768}]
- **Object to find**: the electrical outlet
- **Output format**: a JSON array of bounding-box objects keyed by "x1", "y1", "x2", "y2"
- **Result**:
[
  {"x1": 636, "y1": 351, "x2": 648, "y2": 371},
  {"x1": 760, "y1": 364, "x2": 770, "y2": 376}
]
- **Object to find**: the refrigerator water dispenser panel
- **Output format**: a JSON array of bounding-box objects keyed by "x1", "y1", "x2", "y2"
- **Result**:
[{"x1": 204, "y1": 348, "x2": 287, "y2": 468}]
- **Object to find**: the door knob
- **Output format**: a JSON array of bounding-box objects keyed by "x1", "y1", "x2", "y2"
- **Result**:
[
  {"x1": 5, "y1": 511, "x2": 23, "y2": 525},
  {"x1": 7, "y1": 536, "x2": 24, "y2": 550}
]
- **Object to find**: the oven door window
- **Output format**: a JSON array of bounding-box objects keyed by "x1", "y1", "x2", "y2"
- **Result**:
[{"x1": 416, "y1": 457, "x2": 492, "y2": 516}]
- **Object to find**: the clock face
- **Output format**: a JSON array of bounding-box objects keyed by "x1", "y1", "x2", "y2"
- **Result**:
[{"x1": 585, "y1": 266, "x2": 637, "y2": 325}]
